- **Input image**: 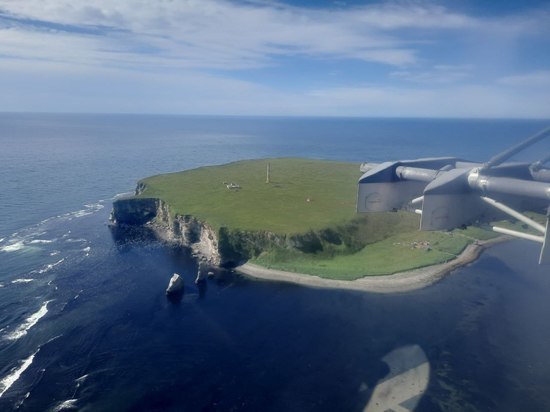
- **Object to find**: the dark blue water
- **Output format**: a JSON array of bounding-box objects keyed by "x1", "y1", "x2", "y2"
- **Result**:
[{"x1": 0, "y1": 114, "x2": 549, "y2": 411}]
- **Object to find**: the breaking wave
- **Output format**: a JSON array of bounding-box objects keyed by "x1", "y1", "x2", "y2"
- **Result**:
[
  {"x1": 0, "y1": 202, "x2": 103, "y2": 255},
  {"x1": 75, "y1": 374, "x2": 89, "y2": 384},
  {"x1": 11, "y1": 279, "x2": 34, "y2": 284},
  {"x1": 65, "y1": 239, "x2": 86, "y2": 244},
  {"x1": 5, "y1": 301, "x2": 51, "y2": 341},
  {"x1": 50, "y1": 372, "x2": 88, "y2": 410},
  {"x1": 0, "y1": 349, "x2": 39, "y2": 398},
  {"x1": 0, "y1": 241, "x2": 26, "y2": 253},
  {"x1": 62, "y1": 203, "x2": 104, "y2": 220},
  {"x1": 52, "y1": 399, "x2": 78, "y2": 411},
  {"x1": 37, "y1": 259, "x2": 65, "y2": 274},
  {"x1": 29, "y1": 239, "x2": 56, "y2": 245},
  {"x1": 113, "y1": 192, "x2": 134, "y2": 199}
]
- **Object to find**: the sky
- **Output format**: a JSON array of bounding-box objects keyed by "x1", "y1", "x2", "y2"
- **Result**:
[{"x1": 0, "y1": 0, "x2": 549, "y2": 118}]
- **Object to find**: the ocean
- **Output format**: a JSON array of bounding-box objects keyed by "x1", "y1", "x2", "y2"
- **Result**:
[{"x1": 0, "y1": 114, "x2": 549, "y2": 411}]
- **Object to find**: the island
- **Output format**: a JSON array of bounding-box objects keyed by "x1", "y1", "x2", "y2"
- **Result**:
[{"x1": 110, "y1": 158, "x2": 506, "y2": 293}]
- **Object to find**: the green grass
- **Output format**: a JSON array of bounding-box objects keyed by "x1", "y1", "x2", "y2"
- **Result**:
[
  {"x1": 252, "y1": 230, "x2": 472, "y2": 280},
  {"x1": 137, "y1": 158, "x2": 360, "y2": 234}
]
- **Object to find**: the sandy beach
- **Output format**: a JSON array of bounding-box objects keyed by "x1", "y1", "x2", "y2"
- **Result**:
[{"x1": 236, "y1": 237, "x2": 508, "y2": 294}]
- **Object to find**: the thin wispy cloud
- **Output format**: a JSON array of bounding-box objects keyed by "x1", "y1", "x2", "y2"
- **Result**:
[
  {"x1": 0, "y1": 0, "x2": 549, "y2": 117},
  {"x1": 498, "y1": 71, "x2": 550, "y2": 88},
  {"x1": 390, "y1": 65, "x2": 474, "y2": 84},
  {"x1": 0, "y1": 0, "x2": 424, "y2": 68}
]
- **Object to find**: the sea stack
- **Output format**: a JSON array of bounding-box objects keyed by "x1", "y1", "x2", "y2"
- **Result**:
[
  {"x1": 166, "y1": 273, "x2": 184, "y2": 296},
  {"x1": 195, "y1": 261, "x2": 207, "y2": 284}
]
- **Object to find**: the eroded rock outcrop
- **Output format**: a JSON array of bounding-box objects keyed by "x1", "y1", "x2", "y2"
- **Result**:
[
  {"x1": 166, "y1": 273, "x2": 184, "y2": 295},
  {"x1": 111, "y1": 196, "x2": 223, "y2": 265},
  {"x1": 110, "y1": 197, "x2": 159, "y2": 226}
]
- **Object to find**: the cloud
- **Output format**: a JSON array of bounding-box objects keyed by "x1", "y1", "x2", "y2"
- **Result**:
[
  {"x1": 0, "y1": 1, "x2": 548, "y2": 117},
  {"x1": 390, "y1": 64, "x2": 474, "y2": 84},
  {"x1": 0, "y1": 57, "x2": 309, "y2": 114},
  {"x1": 0, "y1": 0, "x2": 502, "y2": 71},
  {"x1": 1, "y1": 56, "x2": 549, "y2": 118},
  {"x1": 349, "y1": 3, "x2": 477, "y2": 29},
  {"x1": 497, "y1": 71, "x2": 550, "y2": 88},
  {"x1": 306, "y1": 84, "x2": 550, "y2": 118},
  {"x1": 1, "y1": 1, "x2": 546, "y2": 72}
]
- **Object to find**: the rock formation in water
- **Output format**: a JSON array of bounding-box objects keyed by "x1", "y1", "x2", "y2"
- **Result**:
[
  {"x1": 195, "y1": 261, "x2": 208, "y2": 284},
  {"x1": 166, "y1": 273, "x2": 184, "y2": 295}
]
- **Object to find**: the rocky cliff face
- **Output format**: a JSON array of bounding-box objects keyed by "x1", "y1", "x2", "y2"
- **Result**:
[
  {"x1": 111, "y1": 197, "x2": 160, "y2": 226},
  {"x1": 110, "y1": 192, "x2": 375, "y2": 268},
  {"x1": 111, "y1": 197, "x2": 223, "y2": 266}
]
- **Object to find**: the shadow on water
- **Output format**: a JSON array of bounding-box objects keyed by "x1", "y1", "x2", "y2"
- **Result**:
[
  {"x1": 166, "y1": 291, "x2": 184, "y2": 305},
  {"x1": 108, "y1": 224, "x2": 160, "y2": 250},
  {"x1": 196, "y1": 279, "x2": 208, "y2": 299}
]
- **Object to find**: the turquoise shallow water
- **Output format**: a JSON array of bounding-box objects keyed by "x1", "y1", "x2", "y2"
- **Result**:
[{"x1": 0, "y1": 114, "x2": 549, "y2": 411}]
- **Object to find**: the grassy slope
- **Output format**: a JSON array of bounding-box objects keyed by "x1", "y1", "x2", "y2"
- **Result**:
[
  {"x1": 252, "y1": 230, "x2": 478, "y2": 280},
  {"x1": 137, "y1": 158, "x2": 503, "y2": 279}
]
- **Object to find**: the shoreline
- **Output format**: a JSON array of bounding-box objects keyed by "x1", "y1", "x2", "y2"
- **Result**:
[{"x1": 236, "y1": 237, "x2": 508, "y2": 294}]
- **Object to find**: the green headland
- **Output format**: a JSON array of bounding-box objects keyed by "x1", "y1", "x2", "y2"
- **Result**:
[{"x1": 132, "y1": 158, "x2": 503, "y2": 280}]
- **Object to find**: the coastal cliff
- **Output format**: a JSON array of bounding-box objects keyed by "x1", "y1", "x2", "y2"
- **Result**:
[
  {"x1": 110, "y1": 194, "x2": 344, "y2": 267},
  {"x1": 109, "y1": 196, "x2": 381, "y2": 269},
  {"x1": 110, "y1": 192, "x2": 421, "y2": 270},
  {"x1": 111, "y1": 196, "x2": 224, "y2": 265}
]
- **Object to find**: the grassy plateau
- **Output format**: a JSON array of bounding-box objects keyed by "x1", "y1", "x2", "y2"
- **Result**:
[
  {"x1": 136, "y1": 158, "x2": 501, "y2": 280},
  {"x1": 138, "y1": 158, "x2": 360, "y2": 233}
]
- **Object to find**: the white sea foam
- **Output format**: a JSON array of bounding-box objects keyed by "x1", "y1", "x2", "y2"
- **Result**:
[
  {"x1": 11, "y1": 279, "x2": 34, "y2": 284},
  {"x1": 51, "y1": 368, "x2": 83, "y2": 411},
  {"x1": 39, "y1": 216, "x2": 55, "y2": 225},
  {"x1": 0, "y1": 241, "x2": 26, "y2": 252},
  {"x1": 64, "y1": 203, "x2": 104, "y2": 220},
  {"x1": 65, "y1": 238, "x2": 86, "y2": 243},
  {"x1": 113, "y1": 191, "x2": 134, "y2": 200},
  {"x1": 0, "y1": 229, "x2": 52, "y2": 253},
  {"x1": 85, "y1": 203, "x2": 104, "y2": 210},
  {"x1": 14, "y1": 391, "x2": 31, "y2": 409},
  {"x1": 82, "y1": 247, "x2": 91, "y2": 253},
  {"x1": 71, "y1": 210, "x2": 93, "y2": 218},
  {"x1": 5, "y1": 301, "x2": 51, "y2": 341},
  {"x1": 0, "y1": 349, "x2": 39, "y2": 398},
  {"x1": 29, "y1": 239, "x2": 55, "y2": 245},
  {"x1": 49, "y1": 282, "x2": 61, "y2": 292},
  {"x1": 53, "y1": 398, "x2": 78, "y2": 411},
  {"x1": 0, "y1": 237, "x2": 5, "y2": 243},
  {"x1": 46, "y1": 334, "x2": 62, "y2": 345},
  {"x1": 37, "y1": 259, "x2": 65, "y2": 274},
  {"x1": 50, "y1": 250, "x2": 60, "y2": 256},
  {"x1": 75, "y1": 374, "x2": 89, "y2": 384},
  {"x1": 0, "y1": 284, "x2": 4, "y2": 288}
]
